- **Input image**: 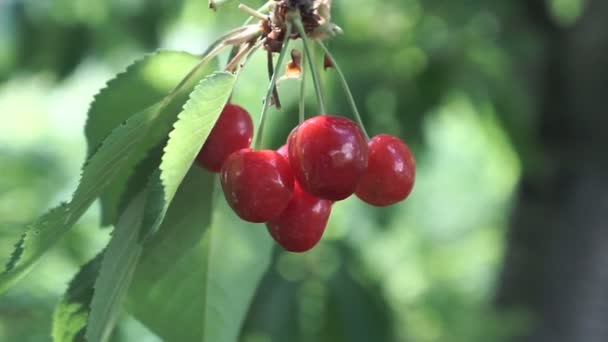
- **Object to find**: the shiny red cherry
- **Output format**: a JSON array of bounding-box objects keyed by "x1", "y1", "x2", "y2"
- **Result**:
[
  {"x1": 355, "y1": 134, "x2": 415, "y2": 206},
  {"x1": 266, "y1": 182, "x2": 332, "y2": 252},
  {"x1": 288, "y1": 115, "x2": 368, "y2": 201},
  {"x1": 277, "y1": 144, "x2": 289, "y2": 159},
  {"x1": 220, "y1": 149, "x2": 294, "y2": 222},
  {"x1": 196, "y1": 104, "x2": 254, "y2": 172}
]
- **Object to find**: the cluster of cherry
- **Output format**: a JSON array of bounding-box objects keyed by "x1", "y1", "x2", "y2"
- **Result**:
[{"x1": 196, "y1": 103, "x2": 415, "y2": 252}]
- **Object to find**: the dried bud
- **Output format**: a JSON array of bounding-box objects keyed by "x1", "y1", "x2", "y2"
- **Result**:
[
  {"x1": 208, "y1": 0, "x2": 235, "y2": 11},
  {"x1": 314, "y1": 0, "x2": 332, "y2": 24},
  {"x1": 323, "y1": 54, "x2": 333, "y2": 70},
  {"x1": 285, "y1": 49, "x2": 303, "y2": 78}
]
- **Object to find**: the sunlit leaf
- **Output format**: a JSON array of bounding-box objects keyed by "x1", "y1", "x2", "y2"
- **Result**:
[
  {"x1": 141, "y1": 71, "x2": 236, "y2": 237},
  {"x1": 84, "y1": 51, "x2": 201, "y2": 225},
  {"x1": 0, "y1": 53, "x2": 219, "y2": 295},
  {"x1": 126, "y1": 71, "x2": 270, "y2": 341},
  {"x1": 0, "y1": 102, "x2": 158, "y2": 294}
]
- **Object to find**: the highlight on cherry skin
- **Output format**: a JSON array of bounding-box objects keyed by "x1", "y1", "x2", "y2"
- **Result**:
[
  {"x1": 288, "y1": 115, "x2": 368, "y2": 201},
  {"x1": 220, "y1": 148, "x2": 294, "y2": 223},
  {"x1": 266, "y1": 182, "x2": 332, "y2": 253},
  {"x1": 276, "y1": 144, "x2": 289, "y2": 159},
  {"x1": 356, "y1": 134, "x2": 416, "y2": 206},
  {"x1": 196, "y1": 104, "x2": 253, "y2": 172}
]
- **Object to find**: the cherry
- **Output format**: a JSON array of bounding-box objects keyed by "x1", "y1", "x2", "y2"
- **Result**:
[
  {"x1": 196, "y1": 104, "x2": 254, "y2": 172},
  {"x1": 221, "y1": 149, "x2": 294, "y2": 223},
  {"x1": 288, "y1": 115, "x2": 368, "y2": 201},
  {"x1": 266, "y1": 182, "x2": 332, "y2": 252},
  {"x1": 277, "y1": 144, "x2": 289, "y2": 159},
  {"x1": 355, "y1": 134, "x2": 415, "y2": 206}
]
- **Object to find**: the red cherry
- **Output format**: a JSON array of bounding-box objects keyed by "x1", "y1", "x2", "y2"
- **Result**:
[
  {"x1": 196, "y1": 104, "x2": 253, "y2": 172},
  {"x1": 266, "y1": 182, "x2": 332, "y2": 252},
  {"x1": 288, "y1": 115, "x2": 368, "y2": 201},
  {"x1": 220, "y1": 149, "x2": 294, "y2": 222},
  {"x1": 355, "y1": 134, "x2": 415, "y2": 206},
  {"x1": 277, "y1": 144, "x2": 289, "y2": 159}
]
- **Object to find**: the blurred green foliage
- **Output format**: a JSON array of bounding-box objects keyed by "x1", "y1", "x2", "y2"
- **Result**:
[{"x1": 0, "y1": 0, "x2": 578, "y2": 340}]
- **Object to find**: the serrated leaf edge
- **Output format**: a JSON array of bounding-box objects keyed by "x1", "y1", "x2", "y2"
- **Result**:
[
  {"x1": 158, "y1": 72, "x2": 236, "y2": 213},
  {"x1": 84, "y1": 50, "x2": 196, "y2": 156}
]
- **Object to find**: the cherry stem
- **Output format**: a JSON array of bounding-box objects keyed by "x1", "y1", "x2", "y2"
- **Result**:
[
  {"x1": 227, "y1": 1, "x2": 272, "y2": 59},
  {"x1": 167, "y1": 43, "x2": 229, "y2": 106},
  {"x1": 225, "y1": 42, "x2": 255, "y2": 72},
  {"x1": 236, "y1": 40, "x2": 263, "y2": 75},
  {"x1": 292, "y1": 18, "x2": 327, "y2": 114},
  {"x1": 200, "y1": 25, "x2": 249, "y2": 57},
  {"x1": 169, "y1": 24, "x2": 255, "y2": 114},
  {"x1": 317, "y1": 41, "x2": 370, "y2": 140},
  {"x1": 243, "y1": 1, "x2": 273, "y2": 25},
  {"x1": 228, "y1": 41, "x2": 263, "y2": 103},
  {"x1": 298, "y1": 48, "x2": 307, "y2": 123},
  {"x1": 254, "y1": 22, "x2": 293, "y2": 149},
  {"x1": 238, "y1": 4, "x2": 267, "y2": 20}
]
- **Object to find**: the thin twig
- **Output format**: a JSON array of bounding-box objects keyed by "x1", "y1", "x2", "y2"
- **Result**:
[
  {"x1": 254, "y1": 23, "x2": 293, "y2": 149},
  {"x1": 226, "y1": 1, "x2": 273, "y2": 72},
  {"x1": 200, "y1": 25, "x2": 250, "y2": 58},
  {"x1": 225, "y1": 42, "x2": 254, "y2": 72},
  {"x1": 238, "y1": 3, "x2": 268, "y2": 20},
  {"x1": 243, "y1": 1, "x2": 274, "y2": 25},
  {"x1": 317, "y1": 41, "x2": 370, "y2": 139},
  {"x1": 292, "y1": 17, "x2": 327, "y2": 114},
  {"x1": 228, "y1": 41, "x2": 264, "y2": 103}
]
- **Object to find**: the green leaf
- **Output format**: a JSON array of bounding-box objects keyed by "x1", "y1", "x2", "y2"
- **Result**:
[
  {"x1": 85, "y1": 51, "x2": 199, "y2": 156},
  {"x1": 115, "y1": 143, "x2": 166, "y2": 218},
  {"x1": 126, "y1": 71, "x2": 268, "y2": 341},
  {"x1": 86, "y1": 190, "x2": 148, "y2": 342},
  {"x1": 198, "y1": 197, "x2": 274, "y2": 342},
  {"x1": 128, "y1": 167, "x2": 215, "y2": 341},
  {"x1": 0, "y1": 103, "x2": 158, "y2": 293},
  {"x1": 128, "y1": 175, "x2": 274, "y2": 342},
  {"x1": 142, "y1": 71, "x2": 236, "y2": 238},
  {"x1": 83, "y1": 68, "x2": 235, "y2": 342},
  {"x1": 84, "y1": 51, "x2": 200, "y2": 225},
  {"x1": 52, "y1": 252, "x2": 103, "y2": 342},
  {"x1": 0, "y1": 53, "x2": 220, "y2": 294}
]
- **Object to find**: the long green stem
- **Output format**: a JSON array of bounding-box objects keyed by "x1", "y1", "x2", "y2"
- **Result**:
[
  {"x1": 161, "y1": 43, "x2": 229, "y2": 113},
  {"x1": 238, "y1": 4, "x2": 267, "y2": 20},
  {"x1": 200, "y1": 25, "x2": 249, "y2": 57},
  {"x1": 317, "y1": 41, "x2": 370, "y2": 139},
  {"x1": 298, "y1": 48, "x2": 307, "y2": 123},
  {"x1": 253, "y1": 23, "x2": 293, "y2": 149},
  {"x1": 236, "y1": 40, "x2": 263, "y2": 75},
  {"x1": 225, "y1": 42, "x2": 255, "y2": 72},
  {"x1": 292, "y1": 18, "x2": 327, "y2": 114},
  {"x1": 226, "y1": 1, "x2": 272, "y2": 69},
  {"x1": 243, "y1": 1, "x2": 274, "y2": 25},
  {"x1": 178, "y1": 20, "x2": 265, "y2": 101}
]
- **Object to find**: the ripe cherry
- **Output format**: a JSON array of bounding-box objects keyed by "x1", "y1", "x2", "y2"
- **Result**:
[
  {"x1": 220, "y1": 149, "x2": 294, "y2": 223},
  {"x1": 355, "y1": 134, "x2": 415, "y2": 206},
  {"x1": 196, "y1": 104, "x2": 254, "y2": 172},
  {"x1": 288, "y1": 115, "x2": 368, "y2": 201},
  {"x1": 277, "y1": 144, "x2": 289, "y2": 159},
  {"x1": 266, "y1": 182, "x2": 332, "y2": 252}
]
